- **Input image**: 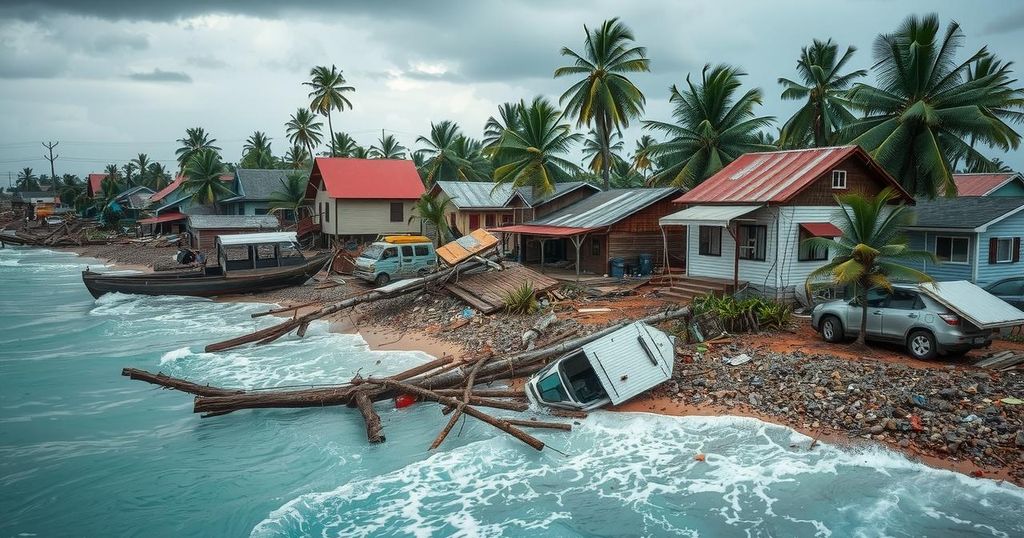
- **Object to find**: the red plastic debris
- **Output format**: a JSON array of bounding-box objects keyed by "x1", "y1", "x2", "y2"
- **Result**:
[
  {"x1": 910, "y1": 415, "x2": 923, "y2": 432},
  {"x1": 694, "y1": 453, "x2": 706, "y2": 462},
  {"x1": 394, "y1": 394, "x2": 416, "y2": 409}
]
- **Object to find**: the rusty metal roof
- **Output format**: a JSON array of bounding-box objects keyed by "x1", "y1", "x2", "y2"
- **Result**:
[
  {"x1": 675, "y1": 145, "x2": 912, "y2": 204},
  {"x1": 953, "y1": 173, "x2": 1023, "y2": 196},
  {"x1": 532, "y1": 188, "x2": 681, "y2": 229}
]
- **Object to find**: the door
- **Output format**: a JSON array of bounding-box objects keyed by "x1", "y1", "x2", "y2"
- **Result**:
[
  {"x1": 399, "y1": 245, "x2": 415, "y2": 276},
  {"x1": 879, "y1": 288, "x2": 924, "y2": 341},
  {"x1": 846, "y1": 288, "x2": 887, "y2": 337},
  {"x1": 379, "y1": 246, "x2": 400, "y2": 277}
]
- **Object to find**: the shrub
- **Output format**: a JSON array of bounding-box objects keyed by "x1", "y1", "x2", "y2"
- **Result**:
[
  {"x1": 503, "y1": 282, "x2": 538, "y2": 315},
  {"x1": 691, "y1": 293, "x2": 791, "y2": 333}
]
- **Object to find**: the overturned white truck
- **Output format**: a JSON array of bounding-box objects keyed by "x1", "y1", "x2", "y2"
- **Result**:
[{"x1": 525, "y1": 321, "x2": 676, "y2": 411}]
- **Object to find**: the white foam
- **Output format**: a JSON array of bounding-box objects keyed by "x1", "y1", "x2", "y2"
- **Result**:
[{"x1": 159, "y1": 347, "x2": 192, "y2": 365}]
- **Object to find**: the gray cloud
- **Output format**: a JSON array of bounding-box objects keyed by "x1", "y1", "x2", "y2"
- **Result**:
[
  {"x1": 127, "y1": 68, "x2": 192, "y2": 82},
  {"x1": 185, "y1": 55, "x2": 227, "y2": 69},
  {"x1": 985, "y1": 9, "x2": 1024, "y2": 34}
]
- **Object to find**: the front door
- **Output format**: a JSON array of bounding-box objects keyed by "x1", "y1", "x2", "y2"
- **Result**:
[{"x1": 399, "y1": 245, "x2": 414, "y2": 276}]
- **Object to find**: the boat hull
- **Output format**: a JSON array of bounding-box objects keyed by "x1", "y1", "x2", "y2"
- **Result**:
[{"x1": 81, "y1": 254, "x2": 332, "y2": 299}]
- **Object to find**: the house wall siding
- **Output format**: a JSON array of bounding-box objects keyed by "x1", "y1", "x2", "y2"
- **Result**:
[
  {"x1": 533, "y1": 187, "x2": 595, "y2": 218},
  {"x1": 788, "y1": 157, "x2": 888, "y2": 206},
  {"x1": 991, "y1": 182, "x2": 1024, "y2": 196},
  {"x1": 685, "y1": 206, "x2": 781, "y2": 289},
  {"x1": 336, "y1": 199, "x2": 419, "y2": 235},
  {"x1": 906, "y1": 230, "x2": 975, "y2": 282},
  {"x1": 978, "y1": 215, "x2": 1024, "y2": 285},
  {"x1": 773, "y1": 206, "x2": 844, "y2": 298}
]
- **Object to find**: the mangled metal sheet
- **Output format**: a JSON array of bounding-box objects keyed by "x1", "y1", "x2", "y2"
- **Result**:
[
  {"x1": 436, "y1": 229, "x2": 499, "y2": 266},
  {"x1": 918, "y1": 280, "x2": 1024, "y2": 330}
]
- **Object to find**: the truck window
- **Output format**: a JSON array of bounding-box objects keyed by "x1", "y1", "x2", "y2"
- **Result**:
[
  {"x1": 401, "y1": 245, "x2": 414, "y2": 257},
  {"x1": 360, "y1": 244, "x2": 384, "y2": 260},
  {"x1": 381, "y1": 247, "x2": 397, "y2": 260},
  {"x1": 537, "y1": 372, "x2": 569, "y2": 403},
  {"x1": 414, "y1": 245, "x2": 430, "y2": 256}
]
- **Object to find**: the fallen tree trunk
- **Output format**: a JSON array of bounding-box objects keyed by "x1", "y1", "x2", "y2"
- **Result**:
[
  {"x1": 122, "y1": 368, "x2": 245, "y2": 397},
  {"x1": 502, "y1": 418, "x2": 572, "y2": 431},
  {"x1": 354, "y1": 391, "x2": 385, "y2": 443}
]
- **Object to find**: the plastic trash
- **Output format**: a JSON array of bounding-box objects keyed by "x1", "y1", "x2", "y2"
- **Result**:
[
  {"x1": 462, "y1": 307, "x2": 474, "y2": 319},
  {"x1": 910, "y1": 394, "x2": 927, "y2": 408},
  {"x1": 961, "y1": 414, "x2": 979, "y2": 423},
  {"x1": 1000, "y1": 397, "x2": 1023, "y2": 405},
  {"x1": 723, "y1": 354, "x2": 752, "y2": 366}
]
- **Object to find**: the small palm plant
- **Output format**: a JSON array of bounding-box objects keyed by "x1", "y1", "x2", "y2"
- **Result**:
[
  {"x1": 503, "y1": 282, "x2": 538, "y2": 315},
  {"x1": 805, "y1": 187, "x2": 935, "y2": 346},
  {"x1": 268, "y1": 172, "x2": 309, "y2": 222},
  {"x1": 409, "y1": 192, "x2": 454, "y2": 245}
]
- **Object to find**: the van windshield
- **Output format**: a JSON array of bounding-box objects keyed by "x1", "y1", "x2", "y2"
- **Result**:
[
  {"x1": 360, "y1": 244, "x2": 385, "y2": 260},
  {"x1": 536, "y1": 372, "x2": 570, "y2": 404}
]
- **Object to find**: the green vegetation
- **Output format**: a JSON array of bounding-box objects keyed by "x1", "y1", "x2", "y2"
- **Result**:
[
  {"x1": 778, "y1": 39, "x2": 865, "y2": 148},
  {"x1": 691, "y1": 293, "x2": 793, "y2": 333},
  {"x1": 490, "y1": 97, "x2": 582, "y2": 196},
  {"x1": 285, "y1": 108, "x2": 324, "y2": 162},
  {"x1": 408, "y1": 192, "x2": 455, "y2": 246},
  {"x1": 503, "y1": 282, "x2": 539, "y2": 315},
  {"x1": 370, "y1": 134, "x2": 407, "y2": 159},
  {"x1": 267, "y1": 172, "x2": 309, "y2": 221},
  {"x1": 305, "y1": 65, "x2": 355, "y2": 157},
  {"x1": 415, "y1": 121, "x2": 491, "y2": 184},
  {"x1": 175, "y1": 127, "x2": 221, "y2": 172},
  {"x1": 182, "y1": 149, "x2": 232, "y2": 208}
]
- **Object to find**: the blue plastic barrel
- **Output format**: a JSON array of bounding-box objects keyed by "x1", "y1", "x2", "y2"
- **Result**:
[
  {"x1": 609, "y1": 257, "x2": 625, "y2": 278},
  {"x1": 638, "y1": 253, "x2": 654, "y2": 276}
]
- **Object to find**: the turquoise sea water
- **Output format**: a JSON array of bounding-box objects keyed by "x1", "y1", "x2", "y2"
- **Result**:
[{"x1": 1, "y1": 246, "x2": 1023, "y2": 537}]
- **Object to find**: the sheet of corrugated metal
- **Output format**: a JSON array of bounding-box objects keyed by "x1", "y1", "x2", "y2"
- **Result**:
[
  {"x1": 953, "y1": 173, "x2": 1020, "y2": 196},
  {"x1": 533, "y1": 188, "x2": 679, "y2": 229},
  {"x1": 582, "y1": 322, "x2": 674, "y2": 405},
  {"x1": 919, "y1": 281, "x2": 1024, "y2": 329},
  {"x1": 659, "y1": 205, "x2": 762, "y2": 227},
  {"x1": 436, "y1": 229, "x2": 500, "y2": 265},
  {"x1": 435, "y1": 181, "x2": 517, "y2": 209}
]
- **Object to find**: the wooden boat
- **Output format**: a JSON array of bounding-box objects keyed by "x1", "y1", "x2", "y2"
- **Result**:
[{"x1": 82, "y1": 232, "x2": 332, "y2": 299}]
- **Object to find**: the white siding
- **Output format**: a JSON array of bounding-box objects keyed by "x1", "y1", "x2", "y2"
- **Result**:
[
  {"x1": 314, "y1": 184, "x2": 336, "y2": 235},
  {"x1": 335, "y1": 199, "x2": 419, "y2": 235},
  {"x1": 775, "y1": 206, "x2": 841, "y2": 291},
  {"x1": 686, "y1": 206, "x2": 781, "y2": 290}
]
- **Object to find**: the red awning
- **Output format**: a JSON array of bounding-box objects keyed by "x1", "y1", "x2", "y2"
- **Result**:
[
  {"x1": 799, "y1": 222, "x2": 843, "y2": 237},
  {"x1": 138, "y1": 212, "x2": 187, "y2": 225},
  {"x1": 489, "y1": 225, "x2": 593, "y2": 237}
]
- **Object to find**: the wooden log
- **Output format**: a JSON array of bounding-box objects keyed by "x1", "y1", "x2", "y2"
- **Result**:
[
  {"x1": 194, "y1": 387, "x2": 355, "y2": 414},
  {"x1": 502, "y1": 418, "x2": 572, "y2": 431},
  {"x1": 251, "y1": 300, "x2": 320, "y2": 318},
  {"x1": 433, "y1": 389, "x2": 524, "y2": 398},
  {"x1": 378, "y1": 379, "x2": 544, "y2": 451},
  {"x1": 549, "y1": 408, "x2": 589, "y2": 419},
  {"x1": 355, "y1": 391, "x2": 385, "y2": 443},
  {"x1": 387, "y1": 355, "x2": 457, "y2": 382},
  {"x1": 438, "y1": 396, "x2": 528, "y2": 413},
  {"x1": 121, "y1": 368, "x2": 244, "y2": 397},
  {"x1": 431, "y1": 351, "x2": 495, "y2": 449}
]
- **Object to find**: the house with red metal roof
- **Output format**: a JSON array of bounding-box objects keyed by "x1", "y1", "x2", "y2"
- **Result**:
[
  {"x1": 658, "y1": 145, "x2": 915, "y2": 302},
  {"x1": 86, "y1": 173, "x2": 107, "y2": 198},
  {"x1": 305, "y1": 158, "x2": 426, "y2": 241},
  {"x1": 953, "y1": 172, "x2": 1024, "y2": 197}
]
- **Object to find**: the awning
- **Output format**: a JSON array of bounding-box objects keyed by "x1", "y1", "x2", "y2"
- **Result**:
[
  {"x1": 489, "y1": 224, "x2": 593, "y2": 237},
  {"x1": 217, "y1": 231, "x2": 298, "y2": 246},
  {"x1": 799, "y1": 222, "x2": 843, "y2": 237},
  {"x1": 138, "y1": 212, "x2": 187, "y2": 225},
  {"x1": 659, "y1": 205, "x2": 762, "y2": 227}
]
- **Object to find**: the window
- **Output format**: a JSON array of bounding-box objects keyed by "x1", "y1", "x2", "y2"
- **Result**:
[
  {"x1": 536, "y1": 372, "x2": 568, "y2": 403},
  {"x1": 935, "y1": 236, "x2": 969, "y2": 264},
  {"x1": 485, "y1": 214, "x2": 496, "y2": 228},
  {"x1": 401, "y1": 245, "x2": 414, "y2": 257},
  {"x1": 698, "y1": 226, "x2": 722, "y2": 256},
  {"x1": 887, "y1": 289, "x2": 923, "y2": 310},
  {"x1": 994, "y1": 238, "x2": 1013, "y2": 263},
  {"x1": 738, "y1": 224, "x2": 767, "y2": 261},
  {"x1": 323, "y1": 202, "x2": 329, "y2": 223},
  {"x1": 468, "y1": 214, "x2": 480, "y2": 230},
  {"x1": 798, "y1": 228, "x2": 829, "y2": 261},
  {"x1": 832, "y1": 170, "x2": 847, "y2": 189},
  {"x1": 863, "y1": 288, "x2": 888, "y2": 307},
  {"x1": 501, "y1": 213, "x2": 514, "y2": 224},
  {"x1": 279, "y1": 242, "x2": 303, "y2": 259},
  {"x1": 414, "y1": 245, "x2": 430, "y2": 256},
  {"x1": 381, "y1": 247, "x2": 398, "y2": 260},
  {"x1": 389, "y1": 202, "x2": 403, "y2": 223},
  {"x1": 255, "y1": 244, "x2": 276, "y2": 259},
  {"x1": 591, "y1": 237, "x2": 601, "y2": 256}
]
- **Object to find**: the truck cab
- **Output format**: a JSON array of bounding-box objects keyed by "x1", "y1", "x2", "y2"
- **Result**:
[{"x1": 353, "y1": 235, "x2": 437, "y2": 286}]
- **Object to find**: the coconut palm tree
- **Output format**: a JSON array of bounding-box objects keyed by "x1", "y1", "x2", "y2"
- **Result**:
[
  {"x1": 57, "y1": 175, "x2": 88, "y2": 211},
  {"x1": 330, "y1": 132, "x2": 360, "y2": 157},
  {"x1": 121, "y1": 162, "x2": 137, "y2": 188},
  {"x1": 15, "y1": 168, "x2": 39, "y2": 191},
  {"x1": 305, "y1": 65, "x2": 355, "y2": 156},
  {"x1": 555, "y1": 17, "x2": 650, "y2": 189},
  {"x1": 350, "y1": 146, "x2": 371, "y2": 159},
  {"x1": 581, "y1": 129, "x2": 625, "y2": 175},
  {"x1": 778, "y1": 39, "x2": 866, "y2": 148},
  {"x1": 283, "y1": 144, "x2": 310, "y2": 169},
  {"x1": 490, "y1": 96, "x2": 583, "y2": 196},
  {"x1": 285, "y1": 108, "x2": 323, "y2": 161},
  {"x1": 409, "y1": 192, "x2": 454, "y2": 245},
  {"x1": 175, "y1": 127, "x2": 221, "y2": 172},
  {"x1": 805, "y1": 188, "x2": 935, "y2": 347},
  {"x1": 182, "y1": 149, "x2": 232, "y2": 208},
  {"x1": 102, "y1": 163, "x2": 120, "y2": 187},
  {"x1": 415, "y1": 120, "x2": 490, "y2": 184},
  {"x1": 267, "y1": 172, "x2": 309, "y2": 222},
  {"x1": 629, "y1": 134, "x2": 657, "y2": 182},
  {"x1": 644, "y1": 64, "x2": 776, "y2": 188},
  {"x1": 844, "y1": 15, "x2": 1024, "y2": 198},
  {"x1": 483, "y1": 102, "x2": 523, "y2": 149},
  {"x1": 241, "y1": 131, "x2": 274, "y2": 169},
  {"x1": 132, "y1": 153, "x2": 152, "y2": 187},
  {"x1": 147, "y1": 162, "x2": 170, "y2": 190},
  {"x1": 369, "y1": 133, "x2": 408, "y2": 159}
]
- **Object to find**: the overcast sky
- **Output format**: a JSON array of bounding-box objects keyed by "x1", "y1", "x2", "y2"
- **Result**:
[{"x1": 1, "y1": 0, "x2": 1022, "y2": 185}]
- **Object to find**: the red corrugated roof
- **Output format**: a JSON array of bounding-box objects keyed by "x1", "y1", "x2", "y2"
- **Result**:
[
  {"x1": 308, "y1": 158, "x2": 425, "y2": 200},
  {"x1": 87, "y1": 173, "x2": 106, "y2": 196},
  {"x1": 489, "y1": 224, "x2": 593, "y2": 236},
  {"x1": 953, "y1": 173, "x2": 1020, "y2": 196},
  {"x1": 138, "y1": 211, "x2": 187, "y2": 224},
  {"x1": 150, "y1": 177, "x2": 184, "y2": 203},
  {"x1": 675, "y1": 146, "x2": 913, "y2": 204},
  {"x1": 799, "y1": 222, "x2": 843, "y2": 237}
]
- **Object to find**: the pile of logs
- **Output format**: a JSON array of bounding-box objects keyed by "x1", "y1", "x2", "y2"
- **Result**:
[
  {"x1": 123, "y1": 307, "x2": 691, "y2": 451},
  {"x1": 0, "y1": 219, "x2": 101, "y2": 247}
]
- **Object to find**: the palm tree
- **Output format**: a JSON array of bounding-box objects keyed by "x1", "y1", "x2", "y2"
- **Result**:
[
  {"x1": 490, "y1": 96, "x2": 583, "y2": 196},
  {"x1": 182, "y1": 149, "x2": 232, "y2": 208},
  {"x1": 102, "y1": 163, "x2": 121, "y2": 187},
  {"x1": 370, "y1": 133, "x2": 408, "y2": 159},
  {"x1": 629, "y1": 134, "x2": 657, "y2": 182},
  {"x1": 305, "y1": 65, "x2": 355, "y2": 156},
  {"x1": 132, "y1": 153, "x2": 152, "y2": 187},
  {"x1": 175, "y1": 127, "x2": 221, "y2": 172},
  {"x1": 330, "y1": 132, "x2": 360, "y2": 157},
  {"x1": 121, "y1": 162, "x2": 137, "y2": 188},
  {"x1": 283, "y1": 144, "x2": 310, "y2": 169},
  {"x1": 483, "y1": 102, "x2": 523, "y2": 149},
  {"x1": 582, "y1": 129, "x2": 625, "y2": 175},
  {"x1": 964, "y1": 157, "x2": 1013, "y2": 173},
  {"x1": 57, "y1": 175, "x2": 88, "y2": 211},
  {"x1": 285, "y1": 108, "x2": 323, "y2": 161},
  {"x1": 644, "y1": 64, "x2": 776, "y2": 188},
  {"x1": 147, "y1": 162, "x2": 170, "y2": 190},
  {"x1": 844, "y1": 15, "x2": 1024, "y2": 198},
  {"x1": 555, "y1": 17, "x2": 650, "y2": 189},
  {"x1": 415, "y1": 120, "x2": 490, "y2": 184},
  {"x1": 409, "y1": 192, "x2": 454, "y2": 245},
  {"x1": 351, "y1": 146, "x2": 371, "y2": 159},
  {"x1": 15, "y1": 167, "x2": 39, "y2": 191},
  {"x1": 609, "y1": 159, "x2": 645, "y2": 188},
  {"x1": 778, "y1": 39, "x2": 866, "y2": 148},
  {"x1": 805, "y1": 188, "x2": 935, "y2": 346},
  {"x1": 267, "y1": 172, "x2": 309, "y2": 221},
  {"x1": 241, "y1": 131, "x2": 274, "y2": 168}
]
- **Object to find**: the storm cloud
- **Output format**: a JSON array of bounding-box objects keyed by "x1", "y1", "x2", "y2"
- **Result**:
[{"x1": 127, "y1": 68, "x2": 192, "y2": 82}]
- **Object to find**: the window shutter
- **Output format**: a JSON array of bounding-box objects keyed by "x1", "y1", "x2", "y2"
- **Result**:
[
  {"x1": 1014, "y1": 237, "x2": 1022, "y2": 263},
  {"x1": 988, "y1": 237, "x2": 998, "y2": 264}
]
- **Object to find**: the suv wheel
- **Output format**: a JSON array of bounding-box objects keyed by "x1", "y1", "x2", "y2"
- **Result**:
[
  {"x1": 907, "y1": 330, "x2": 937, "y2": 360},
  {"x1": 374, "y1": 273, "x2": 391, "y2": 287},
  {"x1": 820, "y1": 315, "x2": 844, "y2": 343}
]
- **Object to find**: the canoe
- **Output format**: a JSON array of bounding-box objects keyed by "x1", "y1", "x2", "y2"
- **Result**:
[{"x1": 81, "y1": 252, "x2": 332, "y2": 299}]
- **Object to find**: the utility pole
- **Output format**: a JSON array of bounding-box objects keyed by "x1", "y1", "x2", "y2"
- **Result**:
[{"x1": 42, "y1": 141, "x2": 59, "y2": 192}]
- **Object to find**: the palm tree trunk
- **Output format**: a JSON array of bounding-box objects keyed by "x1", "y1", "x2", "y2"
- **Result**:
[
  {"x1": 327, "y1": 112, "x2": 336, "y2": 158},
  {"x1": 599, "y1": 115, "x2": 611, "y2": 190},
  {"x1": 857, "y1": 289, "x2": 868, "y2": 346}
]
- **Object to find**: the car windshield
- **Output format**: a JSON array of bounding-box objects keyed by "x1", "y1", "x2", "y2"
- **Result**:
[
  {"x1": 536, "y1": 372, "x2": 570, "y2": 404},
  {"x1": 360, "y1": 244, "x2": 385, "y2": 260}
]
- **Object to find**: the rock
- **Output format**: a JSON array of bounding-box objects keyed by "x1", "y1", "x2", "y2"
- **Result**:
[
  {"x1": 898, "y1": 439, "x2": 911, "y2": 448},
  {"x1": 870, "y1": 425, "x2": 885, "y2": 435},
  {"x1": 1016, "y1": 431, "x2": 1024, "y2": 448}
]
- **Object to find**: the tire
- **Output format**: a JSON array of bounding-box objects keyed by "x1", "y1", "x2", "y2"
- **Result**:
[
  {"x1": 907, "y1": 330, "x2": 937, "y2": 360},
  {"x1": 374, "y1": 273, "x2": 391, "y2": 287},
  {"x1": 820, "y1": 315, "x2": 844, "y2": 343}
]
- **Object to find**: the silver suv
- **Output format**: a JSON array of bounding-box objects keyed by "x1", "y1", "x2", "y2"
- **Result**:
[{"x1": 810, "y1": 285, "x2": 994, "y2": 360}]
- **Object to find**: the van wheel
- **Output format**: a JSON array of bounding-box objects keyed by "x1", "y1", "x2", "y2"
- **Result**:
[
  {"x1": 374, "y1": 273, "x2": 390, "y2": 287},
  {"x1": 907, "y1": 330, "x2": 937, "y2": 360},
  {"x1": 820, "y1": 315, "x2": 844, "y2": 343}
]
